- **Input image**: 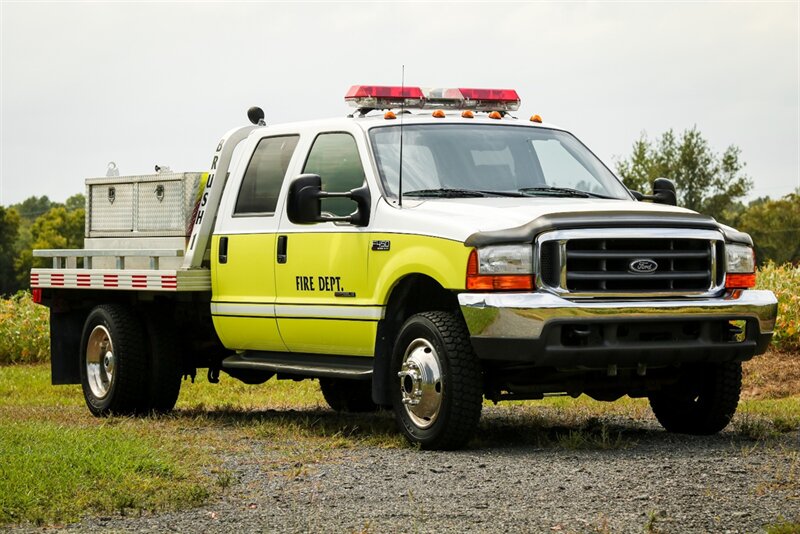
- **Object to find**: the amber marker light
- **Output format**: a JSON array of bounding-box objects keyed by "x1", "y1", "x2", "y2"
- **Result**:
[
  {"x1": 530, "y1": 114, "x2": 543, "y2": 123},
  {"x1": 466, "y1": 250, "x2": 533, "y2": 291},
  {"x1": 725, "y1": 273, "x2": 757, "y2": 289},
  {"x1": 432, "y1": 109, "x2": 446, "y2": 118},
  {"x1": 384, "y1": 111, "x2": 397, "y2": 120},
  {"x1": 488, "y1": 111, "x2": 502, "y2": 120},
  {"x1": 461, "y1": 110, "x2": 474, "y2": 118}
]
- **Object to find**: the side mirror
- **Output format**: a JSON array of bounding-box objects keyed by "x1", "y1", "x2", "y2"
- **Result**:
[
  {"x1": 287, "y1": 174, "x2": 323, "y2": 224},
  {"x1": 631, "y1": 177, "x2": 677, "y2": 206},
  {"x1": 287, "y1": 174, "x2": 371, "y2": 226},
  {"x1": 652, "y1": 177, "x2": 677, "y2": 206}
]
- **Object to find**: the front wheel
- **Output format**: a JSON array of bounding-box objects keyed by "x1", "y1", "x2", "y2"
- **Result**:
[
  {"x1": 649, "y1": 361, "x2": 742, "y2": 435},
  {"x1": 391, "y1": 311, "x2": 483, "y2": 450},
  {"x1": 80, "y1": 305, "x2": 148, "y2": 416}
]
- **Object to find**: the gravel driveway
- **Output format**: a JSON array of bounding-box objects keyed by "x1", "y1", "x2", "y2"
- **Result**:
[{"x1": 8, "y1": 407, "x2": 799, "y2": 533}]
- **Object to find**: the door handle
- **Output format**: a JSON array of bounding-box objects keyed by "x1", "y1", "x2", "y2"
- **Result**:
[
  {"x1": 277, "y1": 235, "x2": 287, "y2": 264},
  {"x1": 218, "y1": 236, "x2": 228, "y2": 264}
]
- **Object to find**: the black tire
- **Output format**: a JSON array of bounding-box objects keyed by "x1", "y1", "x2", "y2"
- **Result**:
[
  {"x1": 391, "y1": 311, "x2": 483, "y2": 450},
  {"x1": 80, "y1": 304, "x2": 148, "y2": 417},
  {"x1": 319, "y1": 378, "x2": 377, "y2": 413},
  {"x1": 649, "y1": 362, "x2": 742, "y2": 435},
  {"x1": 143, "y1": 315, "x2": 182, "y2": 414}
]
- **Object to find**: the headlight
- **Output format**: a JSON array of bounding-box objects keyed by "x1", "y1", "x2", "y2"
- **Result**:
[
  {"x1": 726, "y1": 244, "x2": 755, "y2": 273},
  {"x1": 477, "y1": 245, "x2": 533, "y2": 274}
]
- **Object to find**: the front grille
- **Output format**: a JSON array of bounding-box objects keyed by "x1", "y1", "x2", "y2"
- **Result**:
[{"x1": 538, "y1": 233, "x2": 723, "y2": 295}]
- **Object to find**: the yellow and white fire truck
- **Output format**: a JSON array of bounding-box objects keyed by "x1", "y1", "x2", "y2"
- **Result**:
[{"x1": 31, "y1": 85, "x2": 778, "y2": 449}]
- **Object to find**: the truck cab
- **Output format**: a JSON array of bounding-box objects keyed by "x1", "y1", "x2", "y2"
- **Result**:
[{"x1": 32, "y1": 85, "x2": 778, "y2": 450}]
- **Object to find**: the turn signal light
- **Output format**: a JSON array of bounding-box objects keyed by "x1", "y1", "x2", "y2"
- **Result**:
[
  {"x1": 466, "y1": 250, "x2": 533, "y2": 290},
  {"x1": 725, "y1": 273, "x2": 756, "y2": 289}
]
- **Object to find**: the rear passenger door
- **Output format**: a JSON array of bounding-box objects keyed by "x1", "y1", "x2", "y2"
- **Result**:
[
  {"x1": 274, "y1": 131, "x2": 377, "y2": 356},
  {"x1": 211, "y1": 134, "x2": 300, "y2": 351}
]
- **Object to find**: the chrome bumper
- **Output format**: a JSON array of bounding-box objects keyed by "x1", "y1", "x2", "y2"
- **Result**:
[{"x1": 458, "y1": 290, "x2": 778, "y2": 365}]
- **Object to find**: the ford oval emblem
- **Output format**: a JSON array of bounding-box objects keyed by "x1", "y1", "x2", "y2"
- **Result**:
[{"x1": 629, "y1": 259, "x2": 658, "y2": 274}]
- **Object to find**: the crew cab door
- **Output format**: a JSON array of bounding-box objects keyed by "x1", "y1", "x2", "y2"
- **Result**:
[
  {"x1": 274, "y1": 130, "x2": 378, "y2": 356},
  {"x1": 211, "y1": 134, "x2": 301, "y2": 351}
]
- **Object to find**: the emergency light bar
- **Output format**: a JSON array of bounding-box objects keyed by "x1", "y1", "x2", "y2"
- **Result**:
[{"x1": 345, "y1": 85, "x2": 521, "y2": 112}]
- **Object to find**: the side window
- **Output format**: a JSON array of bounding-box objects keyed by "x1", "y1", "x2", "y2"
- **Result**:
[
  {"x1": 234, "y1": 135, "x2": 300, "y2": 215},
  {"x1": 303, "y1": 133, "x2": 366, "y2": 216}
]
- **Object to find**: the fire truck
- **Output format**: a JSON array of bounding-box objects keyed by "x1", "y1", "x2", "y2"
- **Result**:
[{"x1": 31, "y1": 86, "x2": 778, "y2": 449}]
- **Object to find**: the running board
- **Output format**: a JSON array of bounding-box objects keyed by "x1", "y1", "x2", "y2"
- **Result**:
[{"x1": 222, "y1": 351, "x2": 373, "y2": 380}]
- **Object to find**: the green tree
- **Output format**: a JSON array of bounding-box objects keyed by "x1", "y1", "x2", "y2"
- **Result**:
[
  {"x1": 12, "y1": 197, "x2": 85, "y2": 288},
  {"x1": 737, "y1": 192, "x2": 800, "y2": 265},
  {"x1": 0, "y1": 206, "x2": 21, "y2": 295},
  {"x1": 616, "y1": 127, "x2": 752, "y2": 224}
]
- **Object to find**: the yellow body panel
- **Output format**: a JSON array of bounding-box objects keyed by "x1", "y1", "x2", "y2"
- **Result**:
[
  {"x1": 366, "y1": 233, "x2": 470, "y2": 301},
  {"x1": 211, "y1": 231, "x2": 470, "y2": 356},
  {"x1": 211, "y1": 234, "x2": 286, "y2": 351},
  {"x1": 276, "y1": 319, "x2": 377, "y2": 356},
  {"x1": 275, "y1": 232, "x2": 374, "y2": 353}
]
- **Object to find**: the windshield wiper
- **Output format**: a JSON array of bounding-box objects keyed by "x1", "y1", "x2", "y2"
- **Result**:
[
  {"x1": 403, "y1": 188, "x2": 488, "y2": 198},
  {"x1": 518, "y1": 186, "x2": 614, "y2": 199},
  {"x1": 403, "y1": 188, "x2": 529, "y2": 198}
]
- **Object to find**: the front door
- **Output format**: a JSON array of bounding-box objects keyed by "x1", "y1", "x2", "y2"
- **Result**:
[{"x1": 274, "y1": 131, "x2": 379, "y2": 356}]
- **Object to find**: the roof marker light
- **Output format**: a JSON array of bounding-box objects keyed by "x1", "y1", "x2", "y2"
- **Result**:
[
  {"x1": 461, "y1": 110, "x2": 474, "y2": 118},
  {"x1": 432, "y1": 110, "x2": 446, "y2": 118},
  {"x1": 488, "y1": 111, "x2": 502, "y2": 120},
  {"x1": 384, "y1": 111, "x2": 397, "y2": 120},
  {"x1": 530, "y1": 114, "x2": 543, "y2": 123}
]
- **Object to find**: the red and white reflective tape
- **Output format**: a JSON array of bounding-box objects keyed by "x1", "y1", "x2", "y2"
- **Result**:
[{"x1": 28, "y1": 270, "x2": 206, "y2": 292}]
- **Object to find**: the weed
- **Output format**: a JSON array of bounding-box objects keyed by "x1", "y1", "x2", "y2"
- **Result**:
[
  {"x1": 214, "y1": 468, "x2": 235, "y2": 491},
  {"x1": 733, "y1": 412, "x2": 778, "y2": 440},
  {"x1": 0, "y1": 291, "x2": 49, "y2": 364},
  {"x1": 766, "y1": 520, "x2": 800, "y2": 534},
  {"x1": 756, "y1": 263, "x2": 800, "y2": 352}
]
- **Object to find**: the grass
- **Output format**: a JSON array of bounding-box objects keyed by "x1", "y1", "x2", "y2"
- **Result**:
[{"x1": 0, "y1": 422, "x2": 209, "y2": 525}]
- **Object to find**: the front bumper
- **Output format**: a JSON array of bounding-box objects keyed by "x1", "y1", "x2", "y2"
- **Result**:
[{"x1": 458, "y1": 290, "x2": 778, "y2": 368}]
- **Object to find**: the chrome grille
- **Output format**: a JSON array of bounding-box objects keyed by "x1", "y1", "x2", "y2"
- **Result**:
[{"x1": 536, "y1": 228, "x2": 725, "y2": 297}]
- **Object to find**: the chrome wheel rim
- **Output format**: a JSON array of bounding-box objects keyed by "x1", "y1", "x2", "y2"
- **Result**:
[
  {"x1": 397, "y1": 338, "x2": 443, "y2": 429},
  {"x1": 86, "y1": 325, "x2": 115, "y2": 399}
]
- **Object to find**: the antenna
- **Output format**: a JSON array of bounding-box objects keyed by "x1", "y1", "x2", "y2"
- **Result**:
[{"x1": 398, "y1": 65, "x2": 405, "y2": 208}]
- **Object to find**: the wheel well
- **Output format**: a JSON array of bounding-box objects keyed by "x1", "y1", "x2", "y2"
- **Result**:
[{"x1": 372, "y1": 274, "x2": 460, "y2": 405}]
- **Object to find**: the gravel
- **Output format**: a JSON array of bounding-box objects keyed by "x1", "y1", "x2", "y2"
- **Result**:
[{"x1": 7, "y1": 408, "x2": 799, "y2": 533}]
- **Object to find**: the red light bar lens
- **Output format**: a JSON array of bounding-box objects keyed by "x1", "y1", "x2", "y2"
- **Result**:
[
  {"x1": 345, "y1": 85, "x2": 424, "y2": 99},
  {"x1": 458, "y1": 88, "x2": 520, "y2": 102}
]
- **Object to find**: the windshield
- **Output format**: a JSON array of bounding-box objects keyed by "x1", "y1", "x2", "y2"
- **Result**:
[{"x1": 368, "y1": 124, "x2": 631, "y2": 200}]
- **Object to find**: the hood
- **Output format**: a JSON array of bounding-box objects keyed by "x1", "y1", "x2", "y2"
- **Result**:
[{"x1": 373, "y1": 197, "x2": 717, "y2": 243}]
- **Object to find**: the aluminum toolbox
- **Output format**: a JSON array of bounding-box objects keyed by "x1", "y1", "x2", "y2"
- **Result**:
[{"x1": 85, "y1": 173, "x2": 203, "y2": 238}]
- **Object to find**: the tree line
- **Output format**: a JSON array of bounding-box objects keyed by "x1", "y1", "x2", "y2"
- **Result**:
[{"x1": 0, "y1": 127, "x2": 798, "y2": 296}]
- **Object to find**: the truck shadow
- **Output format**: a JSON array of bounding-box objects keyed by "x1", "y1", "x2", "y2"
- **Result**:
[{"x1": 169, "y1": 406, "x2": 763, "y2": 451}]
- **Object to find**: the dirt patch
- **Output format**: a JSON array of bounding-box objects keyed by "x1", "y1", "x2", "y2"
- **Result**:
[{"x1": 743, "y1": 349, "x2": 800, "y2": 400}]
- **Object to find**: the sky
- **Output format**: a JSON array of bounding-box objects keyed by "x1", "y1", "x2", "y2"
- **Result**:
[{"x1": 1, "y1": 1, "x2": 798, "y2": 207}]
